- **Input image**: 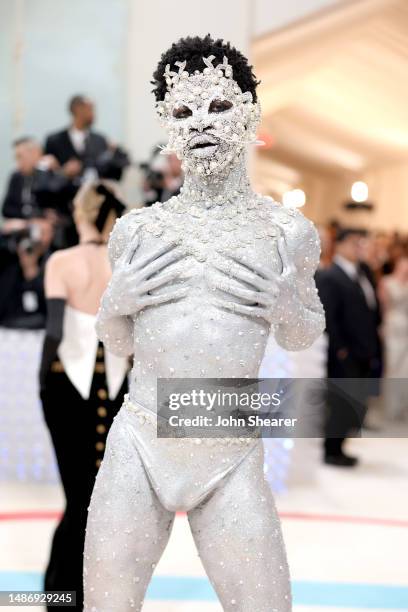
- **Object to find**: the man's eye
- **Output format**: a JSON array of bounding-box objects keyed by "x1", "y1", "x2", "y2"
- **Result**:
[
  {"x1": 172, "y1": 106, "x2": 192, "y2": 119},
  {"x1": 209, "y1": 99, "x2": 233, "y2": 113}
]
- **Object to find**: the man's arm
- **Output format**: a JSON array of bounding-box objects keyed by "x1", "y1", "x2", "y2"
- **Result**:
[
  {"x1": 316, "y1": 271, "x2": 348, "y2": 356},
  {"x1": 210, "y1": 208, "x2": 325, "y2": 351},
  {"x1": 95, "y1": 213, "x2": 137, "y2": 357},
  {"x1": 273, "y1": 213, "x2": 326, "y2": 351},
  {"x1": 2, "y1": 173, "x2": 23, "y2": 219},
  {"x1": 44, "y1": 135, "x2": 57, "y2": 159}
]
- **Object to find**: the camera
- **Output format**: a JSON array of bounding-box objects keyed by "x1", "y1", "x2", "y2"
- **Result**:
[{"x1": 0, "y1": 223, "x2": 42, "y2": 255}]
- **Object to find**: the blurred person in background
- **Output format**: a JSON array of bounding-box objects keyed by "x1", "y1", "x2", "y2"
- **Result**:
[
  {"x1": 2, "y1": 137, "x2": 69, "y2": 220},
  {"x1": 317, "y1": 224, "x2": 333, "y2": 269},
  {"x1": 326, "y1": 219, "x2": 340, "y2": 262},
  {"x1": 45, "y1": 95, "x2": 130, "y2": 186},
  {"x1": 162, "y1": 151, "x2": 183, "y2": 200},
  {"x1": 372, "y1": 232, "x2": 393, "y2": 279},
  {"x1": 140, "y1": 146, "x2": 183, "y2": 206},
  {"x1": 140, "y1": 146, "x2": 168, "y2": 205},
  {"x1": 379, "y1": 254, "x2": 408, "y2": 421},
  {"x1": 44, "y1": 95, "x2": 129, "y2": 247},
  {"x1": 358, "y1": 232, "x2": 383, "y2": 386},
  {"x1": 316, "y1": 228, "x2": 381, "y2": 467},
  {"x1": 0, "y1": 215, "x2": 54, "y2": 329},
  {"x1": 359, "y1": 232, "x2": 378, "y2": 274},
  {"x1": 381, "y1": 241, "x2": 406, "y2": 276},
  {"x1": 39, "y1": 181, "x2": 129, "y2": 611}
]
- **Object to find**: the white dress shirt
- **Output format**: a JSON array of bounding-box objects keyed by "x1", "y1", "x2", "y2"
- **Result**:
[{"x1": 68, "y1": 127, "x2": 88, "y2": 154}]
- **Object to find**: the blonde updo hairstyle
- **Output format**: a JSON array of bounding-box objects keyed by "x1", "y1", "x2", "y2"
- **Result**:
[{"x1": 73, "y1": 180, "x2": 123, "y2": 242}]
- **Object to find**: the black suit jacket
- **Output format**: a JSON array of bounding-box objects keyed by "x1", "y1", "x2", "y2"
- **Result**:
[
  {"x1": 316, "y1": 263, "x2": 381, "y2": 366},
  {"x1": 44, "y1": 128, "x2": 108, "y2": 167},
  {"x1": 2, "y1": 172, "x2": 33, "y2": 218},
  {"x1": 0, "y1": 247, "x2": 47, "y2": 329},
  {"x1": 44, "y1": 129, "x2": 128, "y2": 181},
  {"x1": 2, "y1": 169, "x2": 72, "y2": 218}
]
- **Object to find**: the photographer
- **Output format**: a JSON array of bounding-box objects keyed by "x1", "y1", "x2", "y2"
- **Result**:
[
  {"x1": 0, "y1": 216, "x2": 54, "y2": 329},
  {"x1": 140, "y1": 146, "x2": 183, "y2": 206},
  {"x1": 2, "y1": 137, "x2": 71, "y2": 220}
]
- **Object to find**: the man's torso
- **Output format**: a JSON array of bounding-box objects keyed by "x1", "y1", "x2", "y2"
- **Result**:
[{"x1": 126, "y1": 195, "x2": 296, "y2": 407}]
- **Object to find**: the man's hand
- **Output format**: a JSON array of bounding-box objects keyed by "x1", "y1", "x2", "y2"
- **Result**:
[
  {"x1": 17, "y1": 246, "x2": 41, "y2": 281},
  {"x1": 103, "y1": 235, "x2": 187, "y2": 317},
  {"x1": 39, "y1": 154, "x2": 60, "y2": 171},
  {"x1": 210, "y1": 235, "x2": 298, "y2": 324},
  {"x1": 1, "y1": 219, "x2": 28, "y2": 233},
  {"x1": 62, "y1": 158, "x2": 82, "y2": 178}
]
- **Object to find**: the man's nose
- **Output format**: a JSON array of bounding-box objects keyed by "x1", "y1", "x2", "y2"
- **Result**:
[
  {"x1": 189, "y1": 123, "x2": 213, "y2": 134},
  {"x1": 189, "y1": 112, "x2": 214, "y2": 133}
]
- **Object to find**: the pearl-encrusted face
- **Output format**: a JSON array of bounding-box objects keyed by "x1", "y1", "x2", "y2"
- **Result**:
[{"x1": 156, "y1": 56, "x2": 261, "y2": 176}]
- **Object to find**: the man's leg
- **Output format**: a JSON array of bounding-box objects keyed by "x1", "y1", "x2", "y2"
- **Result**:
[
  {"x1": 324, "y1": 357, "x2": 362, "y2": 465},
  {"x1": 187, "y1": 443, "x2": 292, "y2": 612},
  {"x1": 83, "y1": 415, "x2": 175, "y2": 612}
]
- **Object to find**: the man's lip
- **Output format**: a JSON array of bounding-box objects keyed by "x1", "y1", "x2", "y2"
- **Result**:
[
  {"x1": 188, "y1": 135, "x2": 219, "y2": 149},
  {"x1": 190, "y1": 141, "x2": 218, "y2": 150}
]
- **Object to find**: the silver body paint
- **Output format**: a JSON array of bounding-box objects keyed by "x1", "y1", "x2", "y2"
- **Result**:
[{"x1": 84, "y1": 55, "x2": 325, "y2": 612}]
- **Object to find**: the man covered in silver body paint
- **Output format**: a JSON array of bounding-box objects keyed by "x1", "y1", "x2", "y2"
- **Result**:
[{"x1": 84, "y1": 35, "x2": 325, "y2": 612}]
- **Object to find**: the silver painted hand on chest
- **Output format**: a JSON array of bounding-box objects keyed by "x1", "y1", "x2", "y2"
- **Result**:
[
  {"x1": 102, "y1": 236, "x2": 187, "y2": 318},
  {"x1": 209, "y1": 234, "x2": 297, "y2": 325}
]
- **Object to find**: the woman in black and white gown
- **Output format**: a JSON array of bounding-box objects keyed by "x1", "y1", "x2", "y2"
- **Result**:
[{"x1": 39, "y1": 181, "x2": 129, "y2": 610}]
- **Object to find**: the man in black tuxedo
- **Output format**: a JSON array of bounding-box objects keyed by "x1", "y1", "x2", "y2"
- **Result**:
[
  {"x1": 44, "y1": 95, "x2": 129, "y2": 185},
  {"x1": 316, "y1": 228, "x2": 381, "y2": 467}
]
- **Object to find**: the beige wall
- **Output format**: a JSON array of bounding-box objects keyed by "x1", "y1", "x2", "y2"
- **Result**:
[
  {"x1": 253, "y1": 0, "x2": 341, "y2": 37},
  {"x1": 307, "y1": 161, "x2": 408, "y2": 231},
  {"x1": 255, "y1": 156, "x2": 408, "y2": 232}
]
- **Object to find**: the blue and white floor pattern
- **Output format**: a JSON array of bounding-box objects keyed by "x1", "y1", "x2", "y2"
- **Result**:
[{"x1": 1, "y1": 436, "x2": 408, "y2": 612}]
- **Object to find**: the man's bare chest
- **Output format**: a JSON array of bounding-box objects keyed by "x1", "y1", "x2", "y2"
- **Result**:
[{"x1": 139, "y1": 206, "x2": 282, "y2": 274}]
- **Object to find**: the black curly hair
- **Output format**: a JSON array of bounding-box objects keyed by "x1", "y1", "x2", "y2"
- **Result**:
[{"x1": 152, "y1": 34, "x2": 260, "y2": 102}]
